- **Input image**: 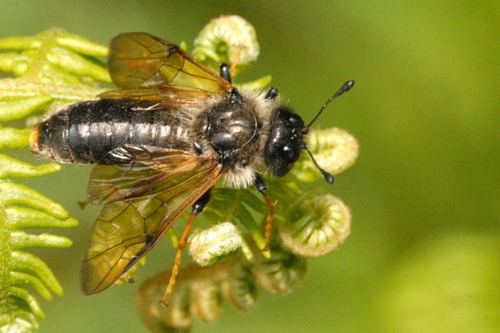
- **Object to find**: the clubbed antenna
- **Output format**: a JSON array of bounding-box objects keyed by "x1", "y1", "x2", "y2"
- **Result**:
[
  {"x1": 305, "y1": 80, "x2": 355, "y2": 183},
  {"x1": 306, "y1": 80, "x2": 355, "y2": 129}
]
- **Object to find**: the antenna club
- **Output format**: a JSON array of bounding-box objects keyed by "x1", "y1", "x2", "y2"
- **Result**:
[
  {"x1": 334, "y1": 80, "x2": 355, "y2": 98},
  {"x1": 322, "y1": 171, "x2": 335, "y2": 184}
]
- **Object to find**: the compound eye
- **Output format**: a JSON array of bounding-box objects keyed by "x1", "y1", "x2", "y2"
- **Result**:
[
  {"x1": 265, "y1": 140, "x2": 303, "y2": 177},
  {"x1": 288, "y1": 115, "x2": 302, "y2": 126},
  {"x1": 265, "y1": 106, "x2": 305, "y2": 177}
]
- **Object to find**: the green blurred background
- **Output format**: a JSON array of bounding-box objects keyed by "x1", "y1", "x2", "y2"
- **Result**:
[{"x1": 2, "y1": 0, "x2": 500, "y2": 332}]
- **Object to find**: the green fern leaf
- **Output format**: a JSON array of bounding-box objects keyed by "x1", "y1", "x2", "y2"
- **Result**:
[{"x1": 0, "y1": 29, "x2": 110, "y2": 332}]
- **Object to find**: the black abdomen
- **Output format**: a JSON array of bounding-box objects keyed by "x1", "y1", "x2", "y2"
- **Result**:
[{"x1": 31, "y1": 99, "x2": 192, "y2": 164}]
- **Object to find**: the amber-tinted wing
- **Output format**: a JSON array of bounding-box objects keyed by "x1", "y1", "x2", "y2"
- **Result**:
[
  {"x1": 100, "y1": 32, "x2": 232, "y2": 104},
  {"x1": 99, "y1": 86, "x2": 216, "y2": 106},
  {"x1": 81, "y1": 145, "x2": 223, "y2": 295}
]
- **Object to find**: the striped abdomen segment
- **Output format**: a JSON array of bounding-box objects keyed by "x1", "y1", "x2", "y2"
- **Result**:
[{"x1": 31, "y1": 99, "x2": 192, "y2": 164}]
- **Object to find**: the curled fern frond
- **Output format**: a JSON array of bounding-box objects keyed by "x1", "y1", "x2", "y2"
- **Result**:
[
  {"x1": 136, "y1": 242, "x2": 307, "y2": 332},
  {"x1": 278, "y1": 192, "x2": 351, "y2": 257},
  {"x1": 192, "y1": 15, "x2": 271, "y2": 89},
  {"x1": 193, "y1": 15, "x2": 260, "y2": 75},
  {"x1": 0, "y1": 29, "x2": 110, "y2": 332},
  {"x1": 136, "y1": 257, "x2": 256, "y2": 332},
  {"x1": 189, "y1": 222, "x2": 246, "y2": 266}
]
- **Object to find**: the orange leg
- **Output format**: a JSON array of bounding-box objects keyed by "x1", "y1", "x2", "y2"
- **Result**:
[
  {"x1": 261, "y1": 192, "x2": 275, "y2": 251},
  {"x1": 254, "y1": 175, "x2": 275, "y2": 251},
  {"x1": 160, "y1": 211, "x2": 196, "y2": 306},
  {"x1": 159, "y1": 189, "x2": 212, "y2": 306}
]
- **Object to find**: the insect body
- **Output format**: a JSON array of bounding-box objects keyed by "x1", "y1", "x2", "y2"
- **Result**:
[{"x1": 30, "y1": 32, "x2": 354, "y2": 304}]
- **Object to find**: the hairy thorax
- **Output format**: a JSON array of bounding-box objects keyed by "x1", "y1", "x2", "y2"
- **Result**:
[{"x1": 194, "y1": 90, "x2": 276, "y2": 189}]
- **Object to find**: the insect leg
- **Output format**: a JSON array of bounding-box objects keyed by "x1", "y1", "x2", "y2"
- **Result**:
[
  {"x1": 219, "y1": 63, "x2": 245, "y2": 104},
  {"x1": 254, "y1": 174, "x2": 275, "y2": 251},
  {"x1": 264, "y1": 87, "x2": 279, "y2": 100},
  {"x1": 160, "y1": 189, "x2": 212, "y2": 305},
  {"x1": 219, "y1": 63, "x2": 232, "y2": 83}
]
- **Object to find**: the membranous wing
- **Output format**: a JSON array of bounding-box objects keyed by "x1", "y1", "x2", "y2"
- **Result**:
[
  {"x1": 100, "y1": 32, "x2": 232, "y2": 104},
  {"x1": 81, "y1": 145, "x2": 222, "y2": 295}
]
